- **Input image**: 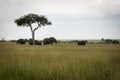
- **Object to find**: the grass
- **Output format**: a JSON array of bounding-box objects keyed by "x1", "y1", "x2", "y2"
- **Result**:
[{"x1": 0, "y1": 42, "x2": 120, "y2": 80}]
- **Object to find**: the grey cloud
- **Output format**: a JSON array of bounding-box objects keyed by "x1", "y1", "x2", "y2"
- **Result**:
[{"x1": 0, "y1": 0, "x2": 120, "y2": 20}]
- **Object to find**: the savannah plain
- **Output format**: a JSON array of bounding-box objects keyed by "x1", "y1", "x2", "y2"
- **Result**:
[{"x1": 0, "y1": 42, "x2": 120, "y2": 80}]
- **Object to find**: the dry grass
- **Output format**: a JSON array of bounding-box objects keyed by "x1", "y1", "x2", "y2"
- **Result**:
[{"x1": 0, "y1": 42, "x2": 120, "y2": 80}]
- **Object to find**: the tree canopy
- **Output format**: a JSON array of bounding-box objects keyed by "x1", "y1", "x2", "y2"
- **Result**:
[{"x1": 15, "y1": 13, "x2": 51, "y2": 27}]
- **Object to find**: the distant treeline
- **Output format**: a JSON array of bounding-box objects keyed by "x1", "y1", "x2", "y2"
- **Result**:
[
  {"x1": 58, "y1": 39, "x2": 120, "y2": 44},
  {"x1": 102, "y1": 39, "x2": 119, "y2": 44},
  {"x1": 0, "y1": 38, "x2": 120, "y2": 44}
]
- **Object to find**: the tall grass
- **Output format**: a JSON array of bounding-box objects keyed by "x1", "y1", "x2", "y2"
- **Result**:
[{"x1": 0, "y1": 42, "x2": 120, "y2": 80}]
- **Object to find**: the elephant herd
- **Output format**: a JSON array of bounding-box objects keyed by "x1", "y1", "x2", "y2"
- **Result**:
[
  {"x1": 16, "y1": 37, "x2": 86, "y2": 45},
  {"x1": 17, "y1": 37, "x2": 57, "y2": 45},
  {"x1": 17, "y1": 37, "x2": 86, "y2": 46}
]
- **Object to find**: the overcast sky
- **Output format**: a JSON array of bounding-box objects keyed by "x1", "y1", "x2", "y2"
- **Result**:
[{"x1": 0, "y1": 0, "x2": 120, "y2": 40}]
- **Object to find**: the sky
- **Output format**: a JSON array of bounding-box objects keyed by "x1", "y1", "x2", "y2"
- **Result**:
[{"x1": 0, "y1": 0, "x2": 120, "y2": 40}]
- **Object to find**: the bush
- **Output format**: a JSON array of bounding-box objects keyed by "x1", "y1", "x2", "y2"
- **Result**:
[{"x1": 104, "y1": 39, "x2": 119, "y2": 44}]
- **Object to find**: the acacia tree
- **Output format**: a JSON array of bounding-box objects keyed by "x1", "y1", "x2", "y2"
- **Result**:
[{"x1": 15, "y1": 13, "x2": 52, "y2": 45}]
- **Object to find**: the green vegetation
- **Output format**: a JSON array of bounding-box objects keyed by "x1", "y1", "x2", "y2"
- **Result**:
[{"x1": 0, "y1": 42, "x2": 120, "y2": 80}]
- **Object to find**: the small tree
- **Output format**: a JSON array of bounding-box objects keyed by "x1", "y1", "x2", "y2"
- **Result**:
[
  {"x1": 101, "y1": 38, "x2": 104, "y2": 42},
  {"x1": 15, "y1": 13, "x2": 52, "y2": 45}
]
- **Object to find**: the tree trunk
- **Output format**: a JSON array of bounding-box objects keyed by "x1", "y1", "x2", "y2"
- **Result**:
[
  {"x1": 29, "y1": 24, "x2": 39, "y2": 45},
  {"x1": 32, "y1": 31, "x2": 35, "y2": 45},
  {"x1": 29, "y1": 25, "x2": 35, "y2": 45}
]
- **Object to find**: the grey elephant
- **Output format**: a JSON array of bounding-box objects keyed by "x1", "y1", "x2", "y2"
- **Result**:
[
  {"x1": 43, "y1": 37, "x2": 57, "y2": 45},
  {"x1": 17, "y1": 39, "x2": 26, "y2": 44},
  {"x1": 77, "y1": 40, "x2": 86, "y2": 45},
  {"x1": 29, "y1": 39, "x2": 41, "y2": 45}
]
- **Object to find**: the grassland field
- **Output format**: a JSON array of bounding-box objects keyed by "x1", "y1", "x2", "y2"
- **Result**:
[{"x1": 0, "y1": 42, "x2": 120, "y2": 80}]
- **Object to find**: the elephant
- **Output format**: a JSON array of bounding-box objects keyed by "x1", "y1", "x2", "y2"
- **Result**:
[
  {"x1": 29, "y1": 39, "x2": 42, "y2": 45},
  {"x1": 112, "y1": 40, "x2": 119, "y2": 44},
  {"x1": 17, "y1": 39, "x2": 26, "y2": 44},
  {"x1": 43, "y1": 38, "x2": 51, "y2": 45},
  {"x1": 35, "y1": 40, "x2": 42, "y2": 45},
  {"x1": 77, "y1": 40, "x2": 86, "y2": 45},
  {"x1": 49, "y1": 37, "x2": 57, "y2": 44},
  {"x1": 43, "y1": 37, "x2": 57, "y2": 45}
]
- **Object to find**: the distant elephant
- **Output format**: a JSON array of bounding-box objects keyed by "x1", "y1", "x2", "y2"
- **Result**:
[
  {"x1": 17, "y1": 39, "x2": 26, "y2": 44},
  {"x1": 49, "y1": 37, "x2": 57, "y2": 44},
  {"x1": 77, "y1": 41, "x2": 86, "y2": 45},
  {"x1": 112, "y1": 40, "x2": 119, "y2": 44},
  {"x1": 29, "y1": 40, "x2": 41, "y2": 45},
  {"x1": 43, "y1": 38, "x2": 51, "y2": 45},
  {"x1": 43, "y1": 37, "x2": 57, "y2": 45}
]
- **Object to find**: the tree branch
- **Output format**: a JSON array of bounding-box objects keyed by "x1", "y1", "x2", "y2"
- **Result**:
[
  {"x1": 33, "y1": 23, "x2": 41, "y2": 32},
  {"x1": 33, "y1": 26, "x2": 39, "y2": 32}
]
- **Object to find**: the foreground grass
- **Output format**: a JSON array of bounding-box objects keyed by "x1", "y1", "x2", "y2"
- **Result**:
[{"x1": 0, "y1": 42, "x2": 120, "y2": 80}]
